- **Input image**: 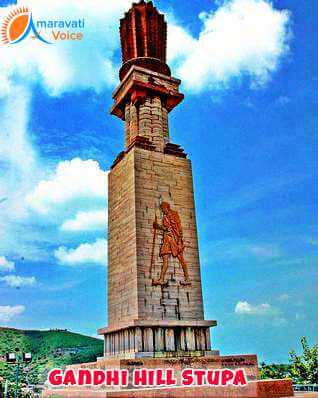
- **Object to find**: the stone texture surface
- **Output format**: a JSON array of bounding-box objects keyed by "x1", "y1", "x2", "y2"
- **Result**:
[
  {"x1": 118, "y1": 1, "x2": 171, "y2": 80},
  {"x1": 120, "y1": 1, "x2": 167, "y2": 65},
  {"x1": 96, "y1": 2, "x2": 277, "y2": 387},
  {"x1": 134, "y1": 147, "x2": 204, "y2": 322},
  {"x1": 110, "y1": 66, "x2": 183, "y2": 121},
  {"x1": 106, "y1": 146, "x2": 206, "y2": 332},
  {"x1": 107, "y1": 151, "x2": 138, "y2": 326},
  {"x1": 124, "y1": 95, "x2": 169, "y2": 152},
  {"x1": 101, "y1": 328, "x2": 216, "y2": 358}
]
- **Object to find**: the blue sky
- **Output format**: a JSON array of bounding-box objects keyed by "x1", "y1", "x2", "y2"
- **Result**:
[{"x1": 0, "y1": 0, "x2": 317, "y2": 363}]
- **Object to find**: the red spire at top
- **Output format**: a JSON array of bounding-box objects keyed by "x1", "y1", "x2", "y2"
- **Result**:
[{"x1": 119, "y1": 0, "x2": 171, "y2": 80}]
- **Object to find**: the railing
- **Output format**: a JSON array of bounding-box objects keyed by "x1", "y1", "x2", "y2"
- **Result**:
[{"x1": 293, "y1": 384, "x2": 318, "y2": 392}]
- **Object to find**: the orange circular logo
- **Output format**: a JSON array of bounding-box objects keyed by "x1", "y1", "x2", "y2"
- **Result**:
[{"x1": 1, "y1": 7, "x2": 30, "y2": 44}]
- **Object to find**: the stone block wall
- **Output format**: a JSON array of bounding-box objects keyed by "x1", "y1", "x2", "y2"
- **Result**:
[
  {"x1": 134, "y1": 147, "x2": 204, "y2": 322},
  {"x1": 124, "y1": 96, "x2": 169, "y2": 151},
  {"x1": 107, "y1": 146, "x2": 205, "y2": 328},
  {"x1": 107, "y1": 151, "x2": 138, "y2": 326}
]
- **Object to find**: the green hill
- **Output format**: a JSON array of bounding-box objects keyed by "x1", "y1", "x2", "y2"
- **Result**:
[{"x1": 0, "y1": 327, "x2": 103, "y2": 385}]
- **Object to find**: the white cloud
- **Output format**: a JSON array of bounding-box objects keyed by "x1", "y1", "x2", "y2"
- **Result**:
[
  {"x1": 0, "y1": 0, "x2": 124, "y2": 256},
  {"x1": 61, "y1": 210, "x2": 107, "y2": 232},
  {"x1": 235, "y1": 300, "x2": 279, "y2": 316},
  {"x1": 295, "y1": 313, "x2": 306, "y2": 321},
  {"x1": 0, "y1": 305, "x2": 25, "y2": 322},
  {"x1": 0, "y1": 256, "x2": 15, "y2": 272},
  {"x1": 277, "y1": 293, "x2": 290, "y2": 302},
  {"x1": 168, "y1": 0, "x2": 291, "y2": 92},
  {"x1": 166, "y1": 21, "x2": 197, "y2": 67},
  {"x1": 0, "y1": 0, "x2": 292, "y2": 263},
  {"x1": 0, "y1": 0, "x2": 132, "y2": 98},
  {"x1": 0, "y1": 0, "x2": 291, "y2": 98},
  {"x1": 276, "y1": 95, "x2": 291, "y2": 106},
  {"x1": 54, "y1": 238, "x2": 107, "y2": 266},
  {"x1": 0, "y1": 85, "x2": 40, "y2": 223},
  {"x1": 0, "y1": 85, "x2": 37, "y2": 177},
  {"x1": 207, "y1": 239, "x2": 282, "y2": 262},
  {"x1": 0, "y1": 275, "x2": 37, "y2": 288},
  {"x1": 0, "y1": 84, "x2": 44, "y2": 259},
  {"x1": 248, "y1": 244, "x2": 281, "y2": 259},
  {"x1": 26, "y1": 158, "x2": 107, "y2": 215},
  {"x1": 0, "y1": 155, "x2": 108, "y2": 260}
]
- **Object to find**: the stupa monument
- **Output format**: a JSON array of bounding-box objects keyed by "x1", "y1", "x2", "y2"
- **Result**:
[
  {"x1": 98, "y1": 0, "x2": 216, "y2": 355},
  {"x1": 44, "y1": 1, "x2": 294, "y2": 397}
]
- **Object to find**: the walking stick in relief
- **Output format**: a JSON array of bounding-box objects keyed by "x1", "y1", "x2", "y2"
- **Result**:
[{"x1": 149, "y1": 213, "x2": 158, "y2": 277}]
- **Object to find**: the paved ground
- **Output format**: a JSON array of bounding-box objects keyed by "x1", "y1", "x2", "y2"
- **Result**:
[{"x1": 294, "y1": 394, "x2": 318, "y2": 397}]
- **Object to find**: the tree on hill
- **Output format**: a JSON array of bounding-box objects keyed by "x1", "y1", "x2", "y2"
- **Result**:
[{"x1": 0, "y1": 328, "x2": 103, "y2": 386}]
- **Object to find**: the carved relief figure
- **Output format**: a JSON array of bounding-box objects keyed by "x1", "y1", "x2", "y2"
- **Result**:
[{"x1": 151, "y1": 202, "x2": 191, "y2": 286}]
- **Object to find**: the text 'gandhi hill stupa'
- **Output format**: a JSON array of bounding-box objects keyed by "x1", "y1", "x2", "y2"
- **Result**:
[{"x1": 43, "y1": 1, "x2": 294, "y2": 397}]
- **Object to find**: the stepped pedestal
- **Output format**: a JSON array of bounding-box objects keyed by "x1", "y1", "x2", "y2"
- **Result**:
[{"x1": 43, "y1": 355, "x2": 293, "y2": 398}]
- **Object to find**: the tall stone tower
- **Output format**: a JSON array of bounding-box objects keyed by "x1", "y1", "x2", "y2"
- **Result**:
[
  {"x1": 43, "y1": 3, "x2": 294, "y2": 397},
  {"x1": 44, "y1": 2, "x2": 294, "y2": 396},
  {"x1": 98, "y1": 0, "x2": 216, "y2": 358}
]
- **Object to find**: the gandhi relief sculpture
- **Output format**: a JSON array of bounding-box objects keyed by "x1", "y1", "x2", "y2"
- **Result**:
[{"x1": 151, "y1": 202, "x2": 191, "y2": 286}]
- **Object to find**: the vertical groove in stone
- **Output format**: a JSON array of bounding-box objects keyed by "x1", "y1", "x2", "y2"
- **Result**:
[
  {"x1": 104, "y1": 335, "x2": 108, "y2": 356},
  {"x1": 121, "y1": 330, "x2": 124, "y2": 354},
  {"x1": 186, "y1": 327, "x2": 195, "y2": 351},
  {"x1": 205, "y1": 328, "x2": 211, "y2": 351},
  {"x1": 125, "y1": 103, "x2": 131, "y2": 147},
  {"x1": 114, "y1": 333, "x2": 119, "y2": 354},
  {"x1": 130, "y1": 103, "x2": 139, "y2": 142},
  {"x1": 144, "y1": 327, "x2": 154, "y2": 352},
  {"x1": 120, "y1": 2, "x2": 167, "y2": 64},
  {"x1": 155, "y1": 327, "x2": 165, "y2": 352},
  {"x1": 131, "y1": 8, "x2": 138, "y2": 58},
  {"x1": 195, "y1": 328, "x2": 205, "y2": 351},
  {"x1": 124, "y1": 329, "x2": 129, "y2": 354},
  {"x1": 129, "y1": 329, "x2": 135, "y2": 353},
  {"x1": 135, "y1": 327, "x2": 143, "y2": 353},
  {"x1": 165, "y1": 328, "x2": 175, "y2": 352},
  {"x1": 180, "y1": 328, "x2": 186, "y2": 351},
  {"x1": 162, "y1": 105, "x2": 169, "y2": 143}
]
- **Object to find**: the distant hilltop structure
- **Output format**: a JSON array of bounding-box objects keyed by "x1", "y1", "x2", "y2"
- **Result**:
[{"x1": 49, "y1": 328, "x2": 68, "y2": 332}]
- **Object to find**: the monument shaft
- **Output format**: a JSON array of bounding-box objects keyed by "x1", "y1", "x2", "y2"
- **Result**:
[
  {"x1": 98, "y1": 0, "x2": 216, "y2": 358},
  {"x1": 43, "y1": 2, "x2": 294, "y2": 396}
]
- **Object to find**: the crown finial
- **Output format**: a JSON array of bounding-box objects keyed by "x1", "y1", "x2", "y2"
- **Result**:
[{"x1": 119, "y1": 0, "x2": 170, "y2": 80}]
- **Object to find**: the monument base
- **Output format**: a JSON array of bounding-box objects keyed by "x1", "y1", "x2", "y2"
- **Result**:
[
  {"x1": 97, "y1": 320, "x2": 217, "y2": 358},
  {"x1": 43, "y1": 380, "x2": 294, "y2": 398},
  {"x1": 42, "y1": 354, "x2": 294, "y2": 397}
]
